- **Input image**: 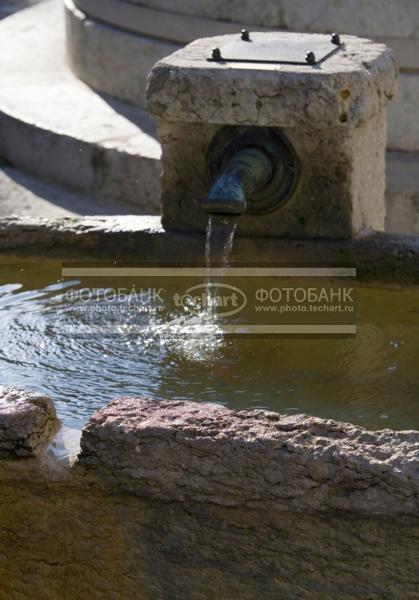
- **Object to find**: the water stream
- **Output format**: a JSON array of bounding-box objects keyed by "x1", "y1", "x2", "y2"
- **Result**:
[
  {"x1": 205, "y1": 215, "x2": 239, "y2": 269},
  {"x1": 204, "y1": 214, "x2": 239, "y2": 320}
]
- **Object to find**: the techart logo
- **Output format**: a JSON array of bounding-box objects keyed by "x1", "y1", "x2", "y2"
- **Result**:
[{"x1": 173, "y1": 283, "x2": 247, "y2": 317}]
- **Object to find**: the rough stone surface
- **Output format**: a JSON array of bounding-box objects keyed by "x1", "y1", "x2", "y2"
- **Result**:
[
  {"x1": 0, "y1": 458, "x2": 418, "y2": 598},
  {"x1": 1, "y1": 215, "x2": 419, "y2": 284},
  {"x1": 0, "y1": 0, "x2": 161, "y2": 210},
  {"x1": 0, "y1": 392, "x2": 418, "y2": 597},
  {"x1": 79, "y1": 397, "x2": 419, "y2": 515},
  {"x1": 0, "y1": 388, "x2": 59, "y2": 457},
  {"x1": 146, "y1": 33, "x2": 397, "y2": 238},
  {"x1": 66, "y1": 0, "x2": 179, "y2": 106},
  {"x1": 146, "y1": 34, "x2": 397, "y2": 129}
]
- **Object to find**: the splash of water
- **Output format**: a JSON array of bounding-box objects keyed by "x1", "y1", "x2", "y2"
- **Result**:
[
  {"x1": 73, "y1": 214, "x2": 241, "y2": 363},
  {"x1": 116, "y1": 297, "x2": 225, "y2": 362},
  {"x1": 146, "y1": 214, "x2": 239, "y2": 360},
  {"x1": 165, "y1": 210, "x2": 240, "y2": 356}
]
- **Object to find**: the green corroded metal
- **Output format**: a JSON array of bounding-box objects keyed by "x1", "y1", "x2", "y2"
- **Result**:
[{"x1": 202, "y1": 147, "x2": 273, "y2": 214}]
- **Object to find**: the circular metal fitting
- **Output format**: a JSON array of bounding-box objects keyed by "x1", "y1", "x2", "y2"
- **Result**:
[{"x1": 207, "y1": 126, "x2": 299, "y2": 214}]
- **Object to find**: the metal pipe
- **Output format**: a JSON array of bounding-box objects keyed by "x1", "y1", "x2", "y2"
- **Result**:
[{"x1": 202, "y1": 147, "x2": 273, "y2": 215}]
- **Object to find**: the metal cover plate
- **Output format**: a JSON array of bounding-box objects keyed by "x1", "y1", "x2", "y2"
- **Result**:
[{"x1": 210, "y1": 32, "x2": 340, "y2": 65}]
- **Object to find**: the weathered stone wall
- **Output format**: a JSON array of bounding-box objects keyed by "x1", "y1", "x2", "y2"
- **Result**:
[
  {"x1": 1, "y1": 390, "x2": 419, "y2": 598},
  {"x1": 80, "y1": 398, "x2": 419, "y2": 516},
  {"x1": 2, "y1": 471, "x2": 419, "y2": 599}
]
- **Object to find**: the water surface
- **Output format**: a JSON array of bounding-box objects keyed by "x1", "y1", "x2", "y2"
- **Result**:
[{"x1": 0, "y1": 259, "x2": 418, "y2": 430}]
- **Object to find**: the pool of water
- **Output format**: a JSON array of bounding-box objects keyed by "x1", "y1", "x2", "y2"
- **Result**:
[{"x1": 0, "y1": 259, "x2": 418, "y2": 430}]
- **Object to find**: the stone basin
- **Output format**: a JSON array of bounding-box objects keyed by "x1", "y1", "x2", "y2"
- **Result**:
[
  {"x1": 0, "y1": 213, "x2": 418, "y2": 598},
  {"x1": 1, "y1": 2, "x2": 419, "y2": 595},
  {"x1": 0, "y1": 389, "x2": 418, "y2": 599}
]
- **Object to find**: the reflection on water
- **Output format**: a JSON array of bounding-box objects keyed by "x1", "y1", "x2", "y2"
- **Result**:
[{"x1": 0, "y1": 259, "x2": 418, "y2": 431}]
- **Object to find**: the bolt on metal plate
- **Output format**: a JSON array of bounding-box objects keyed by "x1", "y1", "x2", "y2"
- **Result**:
[{"x1": 208, "y1": 32, "x2": 342, "y2": 65}]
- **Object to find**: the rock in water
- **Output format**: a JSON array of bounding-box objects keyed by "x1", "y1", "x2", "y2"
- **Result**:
[{"x1": 0, "y1": 387, "x2": 59, "y2": 457}]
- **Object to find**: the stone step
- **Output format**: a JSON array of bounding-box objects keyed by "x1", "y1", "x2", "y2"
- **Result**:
[
  {"x1": 0, "y1": 164, "x2": 149, "y2": 218},
  {"x1": 66, "y1": 0, "x2": 179, "y2": 108},
  {"x1": 0, "y1": 0, "x2": 161, "y2": 212}
]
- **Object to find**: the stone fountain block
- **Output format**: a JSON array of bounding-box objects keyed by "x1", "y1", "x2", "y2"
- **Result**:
[{"x1": 146, "y1": 32, "x2": 397, "y2": 238}]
